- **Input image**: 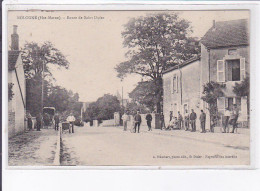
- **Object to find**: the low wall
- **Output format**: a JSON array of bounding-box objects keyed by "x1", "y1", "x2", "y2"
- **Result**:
[
  {"x1": 127, "y1": 113, "x2": 160, "y2": 129},
  {"x1": 93, "y1": 120, "x2": 99, "y2": 127},
  {"x1": 101, "y1": 119, "x2": 115, "y2": 127}
]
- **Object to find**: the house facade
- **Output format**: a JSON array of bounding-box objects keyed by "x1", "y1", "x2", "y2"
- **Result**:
[
  {"x1": 8, "y1": 25, "x2": 27, "y2": 137},
  {"x1": 200, "y1": 19, "x2": 249, "y2": 124},
  {"x1": 163, "y1": 57, "x2": 202, "y2": 127},
  {"x1": 162, "y1": 19, "x2": 249, "y2": 129}
]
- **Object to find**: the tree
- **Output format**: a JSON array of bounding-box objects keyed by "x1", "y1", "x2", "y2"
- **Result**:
[
  {"x1": 44, "y1": 85, "x2": 82, "y2": 118},
  {"x1": 233, "y1": 76, "x2": 250, "y2": 117},
  {"x1": 201, "y1": 81, "x2": 225, "y2": 130},
  {"x1": 84, "y1": 94, "x2": 121, "y2": 122},
  {"x1": 125, "y1": 101, "x2": 150, "y2": 115},
  {"x1": 115, "y1": 13, "x2": 200, "y2": 112},
  {"x1": 21, "y1": 41, "x2": 70, "y2": 116},
  {"x1": 96, "y1": 94, "x2": 121, "y2": 120},
  {"x1": 22, "y1": 41, "x2": 69, "y2": 80},
  {"x1": 128, "y1": 80, "x2": 157, "y2": 112}
]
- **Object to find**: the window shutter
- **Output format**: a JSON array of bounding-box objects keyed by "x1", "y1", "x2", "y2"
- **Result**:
[
  {"x1": 225, "y1": 98, "x2": 228, "y2": 110},
  {"x1": 240, "y1": 58, "x2": 246, "y2": 80},
  {"x1": 176, "y1": 76, "x2": 179, "y2": 93},
  {"x1": 217, "y1": 97, "x2": 225, "y2": 114},
  {"x1": 172, "y1": 76, "x2": 175, "y2": 93},
  {"x1": 217, "y1": 60, "x2": 225, "y2": 82}
]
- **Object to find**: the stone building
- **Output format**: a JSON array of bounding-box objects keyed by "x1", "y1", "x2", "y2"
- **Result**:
[
  {"x1": 162, "y1": 57, "x2": 202, "y2": 127},
  {"x1": 200, "y1": 19, "x2": 249, "y2": 125},
  {"x1": 8, "y1": 25, "x2": 26, "y2": 137},
  {"x1": 162, "y1": 19, "x2": 249, "y2": 129}
]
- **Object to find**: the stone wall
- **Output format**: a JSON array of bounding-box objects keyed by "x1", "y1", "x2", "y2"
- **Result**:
[{"x1": 8, "y1": 111, "x2": 15, "y2": 138}]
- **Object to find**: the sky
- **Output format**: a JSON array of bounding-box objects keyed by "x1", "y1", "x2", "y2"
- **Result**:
[{"x1": 8, "y1": 10, "x2": 249, "y2": 102}]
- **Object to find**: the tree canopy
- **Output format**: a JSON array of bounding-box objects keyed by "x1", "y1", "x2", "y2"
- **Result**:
[
  {"x1": 201, "y1": 81, "x2": 225, "y2": 128},
  {"x1": 233, "y1": 76, "x2": 249, "y2": 97},
  {"x1": 22, "y1": 41, "x2": 71, "y2": 116},
  {"x1": 128, "y1": 80, "x2": 157, "y2": 112},
  {"x1": 115, "y1": 13, "x2": 200, "y2": 112},
  {"x1": 22, "y1": 41, "x2": 69, "y2": 80},
  {"x1": 84, "y1": 94, "x2": 121, "y2": 121}
]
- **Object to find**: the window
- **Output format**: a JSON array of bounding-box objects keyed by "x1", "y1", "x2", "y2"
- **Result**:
[
  {"x1": 226, "y1": 59, "x2": 240, "y2": 81},
  {"x1": 225, "y1": 58, "x2": 246, "y2": 82},
  {"x1": 172, "y1": 75, "x2": 178, "y2": 93},
  {"x1": 220, "y1": 97, "x2": 242, "y2": 114},
  {"x1": 218, "y1": 58, "x2": 246, "y2": 82},
  {"x1": 240, "y1": 58, "x2": 246, "y2": 80},
  {"x1": 227, "y1": 98, "x2": 233, "y2": 110},
  {"x1": 173, "y1": 103, "x2": 178, "y2": 116},
  {"x1": 217, "y1": 60, "x2": 225, "y2": 82}
]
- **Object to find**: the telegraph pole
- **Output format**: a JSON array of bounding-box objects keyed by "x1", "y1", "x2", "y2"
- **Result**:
[
  {"x1": 41, "y1": 60, "x2": 44, "y2": 114},
  {"x1": 121, "y1": 86, "x2": 124, "y2": 108}
]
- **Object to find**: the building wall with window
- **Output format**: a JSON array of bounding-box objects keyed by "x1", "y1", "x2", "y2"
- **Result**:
[
  {"x1": 163, "y1": 59, "x2": 201, "y2": 127},
  {"x1": 200, "y1": 19, "x2": 249, "y2": 124},
  {"x1": 8, "y1": 53, "x2": 26, "y2": 137},
  {"x1": 200, "y1": 45, "x2": 249, "y2": 122}
]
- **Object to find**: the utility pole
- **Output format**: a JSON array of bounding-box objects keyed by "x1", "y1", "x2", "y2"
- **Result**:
[
  {"x1": 41, "y1": 60, "x2": 44, "y2": 114},
  {"x1": 121, "y1": 86, "x2": 124, "y2": 108}
]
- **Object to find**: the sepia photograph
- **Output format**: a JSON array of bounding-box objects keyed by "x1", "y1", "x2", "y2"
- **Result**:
[{"x1": 6, "y1": 10, "x2": 250, "y2": 167}]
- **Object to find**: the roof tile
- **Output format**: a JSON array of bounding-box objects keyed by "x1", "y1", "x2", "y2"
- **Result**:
[{"x1": 201, "y1": 19, "x2": 249, "y2": 48}]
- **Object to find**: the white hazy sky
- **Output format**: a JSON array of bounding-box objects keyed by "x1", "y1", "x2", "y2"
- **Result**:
[{"x1": 8, "y1": 10, "x2": 249, "y2": 102}]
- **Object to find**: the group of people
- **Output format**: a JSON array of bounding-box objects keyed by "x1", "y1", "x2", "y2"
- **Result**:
[
  {"x1": 121, "y1": 110, "x2": 206, "y2": 133},
  {"x1": 223, "y1": 104, "x2": 240, "y2": 133},
  {"x1": 162, "y1": 109, "x2": 206, "y2": 133},
  {"x1": 162, "y1": 104, "x2": 239, "y2": 133},
  {"x1": 25, "y1": 111, "x2": 76, "y2": 133},
  {"x1": 26, "y1": 112, "x2": 42, "y2": 131},
  {"x1": 121, "y1": 111, "x2": 153, "y2": 133}
]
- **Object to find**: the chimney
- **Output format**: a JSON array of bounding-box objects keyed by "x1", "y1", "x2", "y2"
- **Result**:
[
  {"x1": 213, "y1": 20, "x2": 216, "y2": 29},
  {"x1": 11, "y1": 25, "x2": 19, "y2": 51}
]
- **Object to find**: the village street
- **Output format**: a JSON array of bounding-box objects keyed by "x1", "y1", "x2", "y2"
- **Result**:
[
  {"x1": 60, "y1": 125, "x2": 250, "y2": 166},
  {"x1": 8, "y1": 129, "x2": 59, "y2": 166}
]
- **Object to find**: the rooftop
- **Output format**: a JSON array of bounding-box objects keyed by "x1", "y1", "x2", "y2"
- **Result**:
[
  {"x1": 201, "y1": 19, "x2": 249, "y2": 48},
  {"x1": 162, "y1": 56, "x2": 201, "y2": 74}
]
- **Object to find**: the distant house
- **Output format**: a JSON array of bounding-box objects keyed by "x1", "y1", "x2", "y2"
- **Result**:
[
  {"x1": 8, "y1": 25, "x2": 26, "y2": 137},
  {"x1": 200, "y1": 19, "x2": 249, "y2": 124},
  {"x1": 80, "y1": 102, "x2": 91, "y2": 120},
  {"x1": 116, "y1": 90, "x2": 129, "y2": 107},
  {"x1": 162, "y1": 19, "x2": 249, "y2": 129}
]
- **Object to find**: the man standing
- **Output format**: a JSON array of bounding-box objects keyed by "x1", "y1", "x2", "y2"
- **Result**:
[
  {"x1": 230, "y1": 104, "x2": 239, "y2": 133},
  {"x1": 121, "y1": 112, "x2": 129, "y2": 131},
  {"x1": 223, "y1": 108, "x2": 231, "y2": 133},
  {"x1": 54, "y1": 113, "x2": 60, "y2": 131},
  {"x1": 184, "y1": 110, "x2": 190, "y2": 131},
  {"x1": 177, "y1": 111, "x2": 183, "y2": 130},
  {"x1": 27, "y1": 112, "x2": 33, "y2": 131},
  {"x1": 134, "y1": 111, "x2": 142, "y2": 133},
  {"x1": 36, "y1": 113, "x2": 42, "y2": 131},
  {"x1": 169, "y1": 111, "x2": 173, "y2": 122},
  {"x1": 199, "y1": 110, "x2": 206, "y2": 133},
  {"x1": 190, "y1": 109, "x2": 197, "y2": 132},
  {"x1": 160, "y1": 112, "x2": 165, "y2": 130},
  {"x1": 67, "y1": 113, "x2": 76, "y2": 133},
  {"x1": 146, "y1": 113, "x2": 153, "y2": 131}
]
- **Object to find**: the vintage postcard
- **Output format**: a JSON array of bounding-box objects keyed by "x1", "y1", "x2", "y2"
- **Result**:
[{"x1": 5, "y1": 9, "x2": 251, "y2": 167}]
